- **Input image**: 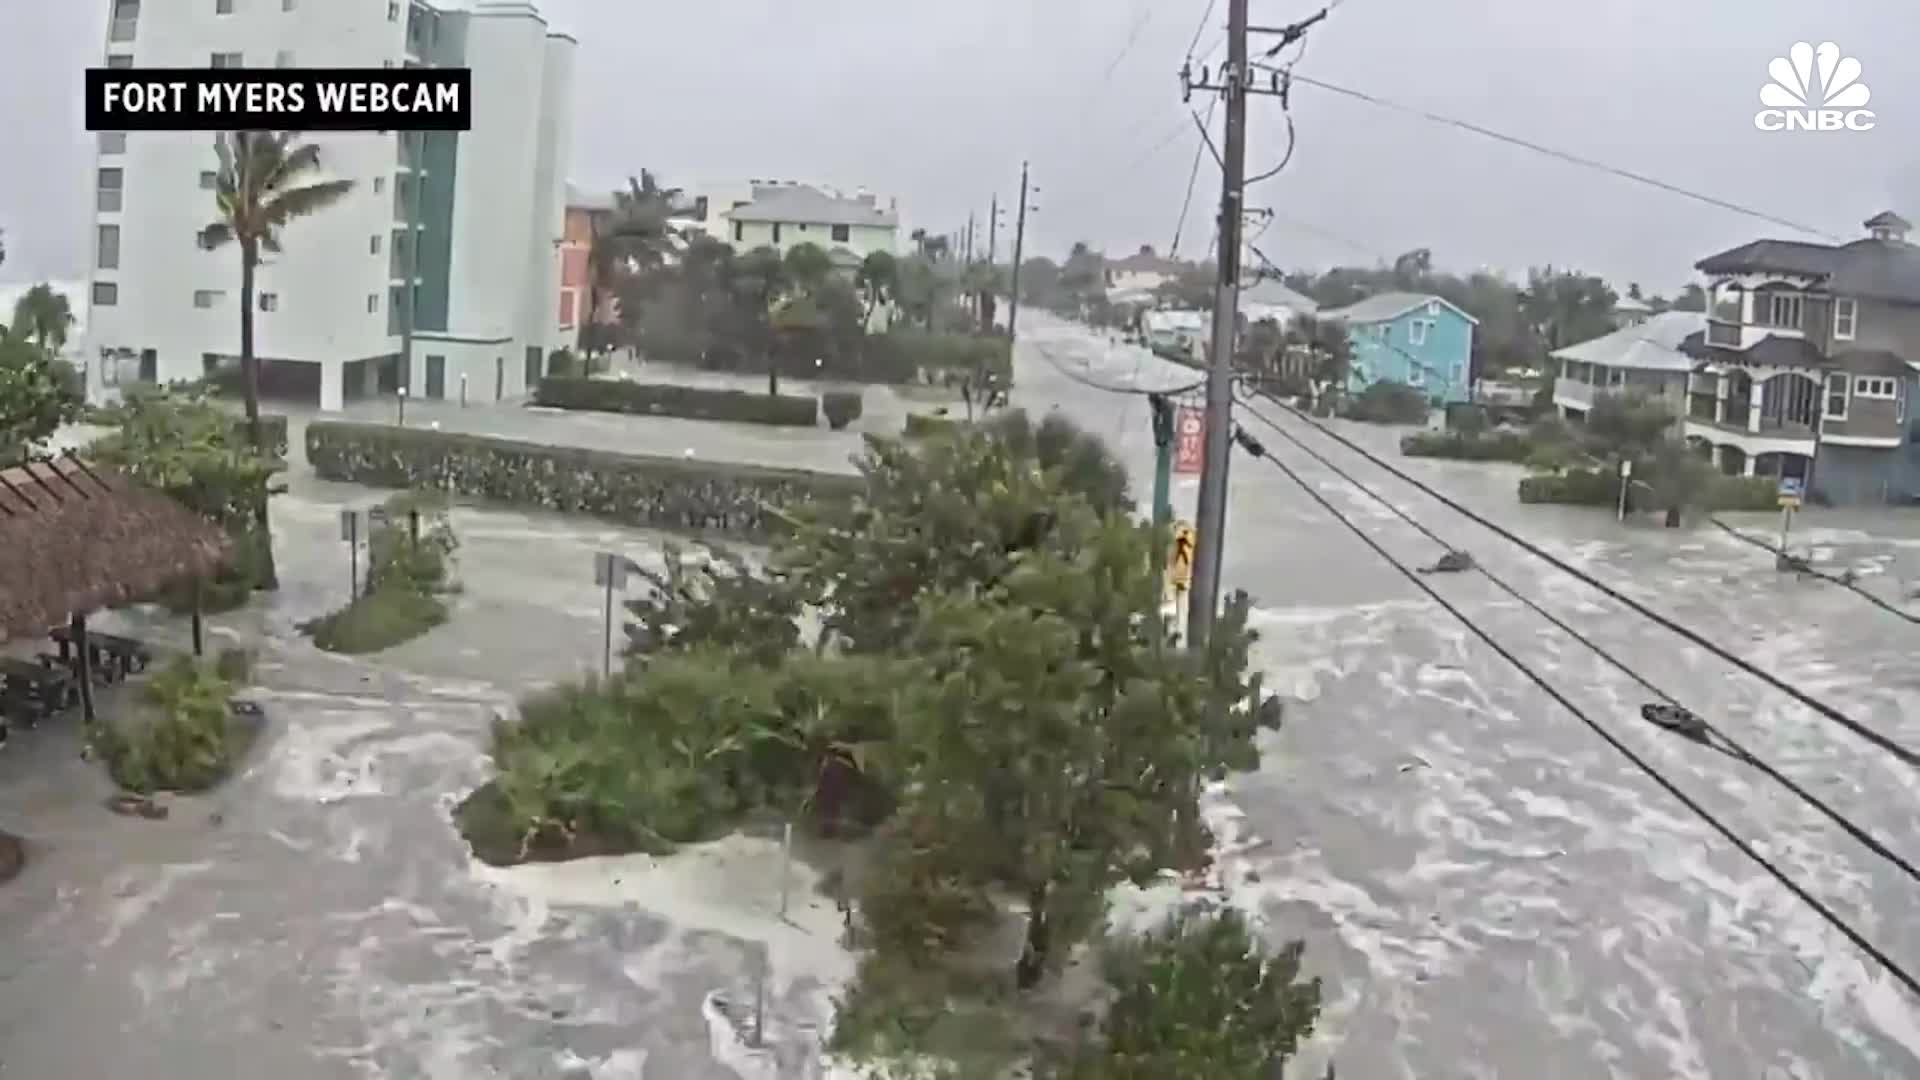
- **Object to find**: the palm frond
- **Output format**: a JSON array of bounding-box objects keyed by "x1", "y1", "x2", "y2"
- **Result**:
[
  {"x1": 261, "y1": 178, "x2": 356, "y2": 227},
  {"x1": 264, "y1": 141, "x2": 323, "y2": 192}
]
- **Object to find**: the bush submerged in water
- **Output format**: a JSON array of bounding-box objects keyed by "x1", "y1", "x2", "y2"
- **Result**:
[{"x1": 101, "y1": 658, "x2": 257, "y2": 794}]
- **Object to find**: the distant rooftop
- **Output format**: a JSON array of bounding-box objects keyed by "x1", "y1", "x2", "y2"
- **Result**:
[
  {"x1": 727, "y1": 184, "x2": 899, "y2": 229},
  {"x1": 1322, "y1": 291, "x2": 1477, "y2": 325}
]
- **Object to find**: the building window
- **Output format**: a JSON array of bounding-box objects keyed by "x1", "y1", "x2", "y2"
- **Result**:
[
  {"x1": 283, "y1": 0, "x2": 296, "y2": 8},
  {"x1": 1426, "y1": 300, "x2": 1439, "y2": 315},
  {"x1": 98, "y1": 131, "x2": 126, "y2": 154},
  {"x1": 1607, "y1": 367, "x2": 1625, "y2": 387},
  {"x1": 797, "y1": 223, "x2": 809, "y2": 232},
  {"x1": 93, "y1": 281, "x2": 119, "y2": 307},
  {"x1": 194, "y1": 289, "x2": 221, "y2": 308},
  {"x1": 1825, "y1": 372, "x2": 1849, "y2": 420},
  {"x1": 1833, "y1": 298, "x2": 1857, "y2": 340},
  {"x1": 387, "y1": 1, "x2": 399, "y2": 20},
  {"x1": 275, "y1": 50, "x2": 293, "y2": 67},
  {"x1": 216, "y1": 0, "x2": 233, "y2": 13},
  {"x1": 211, "y1": 51, "x2": 242, "y2": 68},
  {"x1": 369, "y1": 234, "x2": 382, "y2": 255},
  {"x1": 772, "y1": 223, "x2": 783, "y2": 243},
  {"x1": 97, "y1": 167, "x2": 123, "y2": 211},
  {"x1": 1855, "y1": 376, "x2": 1897, "y2": 399},
  {"x1": 831, "y1": 224, "x2": 850, "y2": 242},
  {"x1": 1408, "y1": 319, "x2": 1429, "y2": 346},
  {"x1": 1765, "y1": 291, "x2": 1803, "y2": 329},
  {"x1": 97, "y1": 225, "x2": 120, "y2": 270},
  {"x1": 373, "y1": 176, "x2": 385, "y2": 193},
  {"x1": 732, "y1": 220, "x2": 744, "y2": 243},
  {"x1": 259, "y1": 292, "x2": 278, "y2": 311},
  {"x1": 107, "y1": 55, "x2": 134, "y2": 68},
  {"x1": 367, "y1": 293, "x2": 380, "y2": 313},
  {"x1": 197, "y1": 228, "x2": 217, "y2": 250},
  {"x1": 199, "y1": 170, "x2": 218, "y2": 190},
  {"x1": 1407, "y1": 364, "x2": 1425, "y2": 386},
  {"x1": 109, "y1": 0, "x2": 138, "y2": 42}
]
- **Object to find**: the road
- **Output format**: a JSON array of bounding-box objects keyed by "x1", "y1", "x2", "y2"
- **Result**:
[{"x1": 1015, "y1": 310, "x2": 1920, "y2": 1077}]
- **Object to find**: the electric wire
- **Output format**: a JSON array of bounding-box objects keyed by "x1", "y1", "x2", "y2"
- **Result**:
[
  {"x1": 1184, "y1": 0, "x2": 1218, "y2": 60},
  {"x1": 1033, "y1": 338, "x2": 1201, "y2": 397},
  {"x1": 1253, "y1": 66, "x2": 1839, "y2": 241},
  {"x1": 1235, "y1": 397, "x2": 1920, "y2": 888},
  {"x1": 1228, "y1": 421, "x2": 1920, "y2": 1001},
  {"x1": 1707, "y1": 517, "x2": 1920, "y2": 625},
  {"x1": 1249, "y1": 389, "x2": 1920, "y2": 771},
  {"x1": 1170, "y1": 97, "x2": 1219, "y2": 257}
]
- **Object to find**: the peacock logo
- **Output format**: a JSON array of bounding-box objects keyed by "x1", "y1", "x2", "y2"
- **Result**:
[{"x1": 1755, "y1": 42, "x2": 1876, "y2": 132}]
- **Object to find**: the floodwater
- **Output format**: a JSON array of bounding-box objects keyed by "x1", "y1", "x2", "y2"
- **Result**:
[
  {"x1": 0, "y1": 329, "x2": 1915, "y2": 1077},
  {"x1": 1023, "y1": 312, "x2": 1920, "y2": 1078}
]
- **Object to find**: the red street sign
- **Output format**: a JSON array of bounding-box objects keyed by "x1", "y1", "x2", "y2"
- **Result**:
[{"x1": 1174, "y1": 406, "x2": 1205, "y2": 474}]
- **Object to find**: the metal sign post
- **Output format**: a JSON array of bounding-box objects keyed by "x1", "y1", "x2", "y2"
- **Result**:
[
  {"x1": 339, "y1": 509, "x2": 361, "y2": 597},
  {"x1": 593, "y1": 552, "x2": 632, "y2": 678},
  {"x1": 1777, "y1": 476, "x2": 1805, "y2": 551},
  {"x1": 1616, "y1": 458, "x2": 1633, "y2": 523}
]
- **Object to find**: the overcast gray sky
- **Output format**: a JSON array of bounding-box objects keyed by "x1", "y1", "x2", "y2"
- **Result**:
[{"x1": 5, "y1": 0, "x2": 1916, "y2": 297}]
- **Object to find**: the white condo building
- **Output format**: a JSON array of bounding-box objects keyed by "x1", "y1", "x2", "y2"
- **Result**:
[{"x1": 86, "y1": 0, "x2": 576, "y2": 411}]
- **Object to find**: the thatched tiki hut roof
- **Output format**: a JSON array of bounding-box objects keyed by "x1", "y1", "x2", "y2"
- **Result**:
[{"x1": 0, "y1": 455, "x2": 231, "y2": 643}]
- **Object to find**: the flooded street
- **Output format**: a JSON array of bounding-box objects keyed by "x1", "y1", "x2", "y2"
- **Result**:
[
  {"x1": 0, "y1": 335, "x2": 1915, "y2": 1077},
  {"x1": 1022, "y1": 312, "x2": 1920, "y2": 1077}
]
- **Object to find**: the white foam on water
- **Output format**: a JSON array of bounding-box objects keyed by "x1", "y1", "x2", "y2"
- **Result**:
[{"x1": 99, "y1": 860, "x2": 213, "y2": 949}]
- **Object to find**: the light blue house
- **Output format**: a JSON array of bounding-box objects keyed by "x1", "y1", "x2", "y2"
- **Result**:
[{"x1": 1321, "y1": 292, "x2": 1479, "y2": 404}]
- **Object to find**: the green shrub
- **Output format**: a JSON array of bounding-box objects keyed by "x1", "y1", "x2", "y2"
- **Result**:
[
  {"x1": 305, "y1": 421, "x2": 858, "y2": 540},
  {"x1": 364, "y1": 491, "x2": 459, "y2": 595},
  {"x1": 902, "y1": 413, "x2": 960, "y2": 438},
  {"x1": 547, "y1": 348, "x2": 577, "y2": 377},
  {"x1": 1342, "y1": 380, "x2": 1430, "y2": 424},
  {"x1": 1400, "y1": 429, "x2": 1533, "y2": 462},
  {"x1": 1706, "y1": 475, "x2": 1780, "y2": 511},
  {"x1": 822, "y1": 389, "x2": 864, "y2": 430},
  {"x1": 533, "y1": 376, "x2": 818, "y2": 427},
  {"x1": 1518, "y1": 466, "x2": 1618, "y2": 505},
  {"x1": 868, "y1": 330, "x2": 1013, "y2": 385},
  {"x1": 101, "y1": 658, "x2": 254, "y2": 794},
  {"x1": 301, "y1": 587, "x2": 449, "y2": 654}
]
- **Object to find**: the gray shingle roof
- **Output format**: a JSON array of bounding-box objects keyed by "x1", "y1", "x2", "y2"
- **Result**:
[
  {"x1": 1694, "y1": 228, "x2": 1920, "y2": 305},
  {"x1": 1551, "y1": 311, "x2": 1703, "y2": 372},
  {"x1": 1321, "y1": 291, "x2": 1477, "y2": 325},
  {"x1": 726, "y1": 185, "x2": 899, "y2": 229},
  {"x1": 1239, "y1": 280, "x2": 1319, "y2": 313}
]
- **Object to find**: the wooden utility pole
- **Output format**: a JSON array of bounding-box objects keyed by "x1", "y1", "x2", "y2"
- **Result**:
[
  {"x1": 1184, "y1": 0, "x2": 1250, "y2": 648},
  {"x1": 1006, "y1": 162, "x2": 1033, "y2": 341},
  {"x1": 1177, "y1": 2, "x2": 1322, "y2": 647},
  {"x1": 987, "y1": 192, "x2": 1000, "y2": 264}
]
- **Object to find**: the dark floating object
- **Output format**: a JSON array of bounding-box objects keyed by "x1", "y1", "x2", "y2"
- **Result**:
[
  {"x1": 1640, "y1": 703, "x2": 1712, "y2": 746},
  {"x1": 1418, "y1": 550, "x2": 1476, "y2": 574},
  {"x1": 106, "y1": 793, "x2": 168, "y2": 820}
]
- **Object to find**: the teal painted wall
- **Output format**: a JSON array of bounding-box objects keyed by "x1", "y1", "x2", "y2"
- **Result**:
[{"x1": 1343, "y1": 300, "x2": 1476, "y2": 404}]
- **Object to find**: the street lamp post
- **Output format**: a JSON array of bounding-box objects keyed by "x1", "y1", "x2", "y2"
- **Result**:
[{"x1": 397, "y1": 385, "x2": 408, "y2": 426}]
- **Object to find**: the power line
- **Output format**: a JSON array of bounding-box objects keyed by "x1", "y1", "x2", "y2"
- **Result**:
[
  {"x1": 1228, "y1": 421, "x2": 1920, "y2": 1001},
  {"x1": 1235, "y1": 398, "x2": 1920, "y2": 888},
  {"x1": 1032, "y1": 337, "x2": 1202, "y2": 397},
  {"x1": 1707, "y1": 517, "x2": 1920, "y2": 625},
  {"x1": 1250, "y1": 390, "x2": 1920, "y2": 771},
  {"x1": 1253, "y1": 66, "x2": 1840, "y2": 242},
  {"x1": 1184, "y1": 0, "x2": 1218, "y2": 59},
  {"x1": 1171, "y1": 97, "x2": 1219, "y2": 257}
]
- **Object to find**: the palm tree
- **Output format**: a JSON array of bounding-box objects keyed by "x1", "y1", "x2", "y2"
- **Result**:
[
  {"x1": 200, "y1": 131, "x2": 354, "y2": 589},
  {"x1": 855, "y1": 250, "x2": 898, "y2": 330},
  {"x1": 584, "y1": 171, "x2": 683, "y2": 356},
  {"x1": 200, "y1": 131, "x2": 353, "y2": 444},
  {"x1": 10, "y1": 284, "x2": 75, "y2": 353},
  {"x1": 731, "y1": 247, "x2": 791, "y2": 395}
]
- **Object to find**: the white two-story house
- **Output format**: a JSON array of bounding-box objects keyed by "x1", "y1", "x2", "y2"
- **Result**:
[
  {"x1": 721, "y1": 183, "x2": 900, "y2": 270},
  {"x1": 1681, "y1": 210, "x2": 1920, "y2": 504}
]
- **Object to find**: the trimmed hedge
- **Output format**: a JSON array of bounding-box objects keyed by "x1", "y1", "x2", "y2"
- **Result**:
[
  {"x1": 823, "y1": 390, "x2": 864, "y2": 430},
  {"x1": 869, "y1": 330, "x2": 1013, "y2": 384},
  {"x1": 903, "y1": 413, "x2": 961, "y2": 438},
  {"x1": 1401, "y1": 430, "x2": 1533, "y2": 462},
  {"x1": 533, "y1": 377, "x2": 819, "y2": 427},
  {"x1": 306, "y1": 421, "x2": 858, "y2": 539},
  {"x1": 1519, "y1": 467, "x2": 1782, "y2": 512}
]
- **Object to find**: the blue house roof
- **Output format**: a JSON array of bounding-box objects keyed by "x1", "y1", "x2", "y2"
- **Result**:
[{"x1": 1321, "y1": 292, "x2": 1480, "y2": 326}]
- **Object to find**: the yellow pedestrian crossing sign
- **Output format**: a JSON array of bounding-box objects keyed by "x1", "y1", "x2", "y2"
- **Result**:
[{"x1": 1169, "y1": 521, "x2": 1196, "y2": 592}]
